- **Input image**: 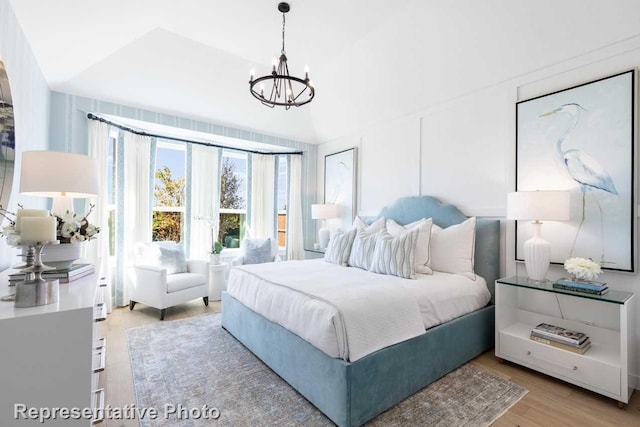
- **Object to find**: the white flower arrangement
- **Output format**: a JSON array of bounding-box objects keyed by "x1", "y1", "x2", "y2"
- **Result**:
[
  {"x1": 194, "y1": 215, "x2": 224, "y2": 254},
  {"x1": 0, "y1": 205, "x2": 100, "y2": 245},
  {"x1": 55, "y1": 206, "x2": 100, "y2": 243},
  {"x1": 563, "y1": 257, "x2": 602, "y2": 281}
]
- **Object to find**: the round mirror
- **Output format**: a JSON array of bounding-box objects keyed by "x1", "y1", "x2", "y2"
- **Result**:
[{"x1": 0, "y1": 60, "x2": 15, "y2": 213}]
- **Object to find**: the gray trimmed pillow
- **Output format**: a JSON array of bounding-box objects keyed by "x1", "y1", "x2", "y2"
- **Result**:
[
  {"x1": 430, "y1": 217, "x2": 476, "y2": 279},
  {"x1": 243, "y1": 238, "x2": 274, "y2": 265},
  {"x1": 348, "y1": 229, "x2": 380, "y2": 270},
  {"x1": 369, "y1": 228, "x2": 419, "y2": 279},
  {"x1": 324, "y1": 228, "x2": 357, "y2": 266}
]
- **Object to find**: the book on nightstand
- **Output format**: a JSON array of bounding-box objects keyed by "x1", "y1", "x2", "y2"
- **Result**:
[
  {"x1": 553, "y1": 279, "x2": 608, "y2": 295},
  {"x1": 529, "y1": 333, "x2": 592, "y2": 354},
  {"x1": 531, "y1": 322, "x2": 589, "y2": 346}
]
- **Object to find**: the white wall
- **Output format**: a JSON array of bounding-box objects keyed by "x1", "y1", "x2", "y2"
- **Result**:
[
  {"x1": 0, "y1": 0, "x2": 50, "y2": 269},
  {"x1": 317, "y1": 35, "x2": 640, "y2": 382}
]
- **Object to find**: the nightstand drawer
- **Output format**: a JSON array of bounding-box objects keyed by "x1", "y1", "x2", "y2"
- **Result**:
[{"x1": 500, "y1": 332, "x2": 621, "y2": 397}]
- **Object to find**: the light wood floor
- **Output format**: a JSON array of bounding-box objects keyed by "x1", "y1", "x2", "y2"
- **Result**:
[{"x1": 102, "y1": 303, "x2": 640, "y2": 426}]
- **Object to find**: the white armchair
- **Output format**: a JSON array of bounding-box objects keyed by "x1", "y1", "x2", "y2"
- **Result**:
[
  {"x1": 129, "y1": 242, "x2": 209, "y2": 320},
  {"x1": 231, "y1": 237, "x2": 282, "y2": 266}
]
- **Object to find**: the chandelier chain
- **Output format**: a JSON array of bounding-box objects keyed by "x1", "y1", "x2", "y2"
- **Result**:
[{"x1": 281, "y1": 12, "x2": 286, "y2": 55}]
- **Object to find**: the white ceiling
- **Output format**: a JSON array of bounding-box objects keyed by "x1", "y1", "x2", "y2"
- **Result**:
[{"x1": 8, "y1": 0, "x2": 640, "y2": 143}]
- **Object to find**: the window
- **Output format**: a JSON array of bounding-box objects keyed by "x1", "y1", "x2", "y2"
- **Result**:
[
  {"x1": 152, "y1": 141, "x2": 186, "y2": 242},
  {"x1": 276, "y1": 155, "x2": 288, "y2": 248},
  {"x1": 219, "y1": 150, "x2": 247, "y2": 248}
]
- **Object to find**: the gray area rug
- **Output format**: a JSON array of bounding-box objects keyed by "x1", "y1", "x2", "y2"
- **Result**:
[{"x1": 126, "y1": 314, "x2": 527, "y2": 426}]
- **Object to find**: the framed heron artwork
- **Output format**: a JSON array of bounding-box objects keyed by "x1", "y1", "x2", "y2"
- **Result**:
[
  {"x1": 516, "y1": 69, "x2": 636, "y2": 272},
  {"x1": 324, "y1": 147, "x2": 357, "y2": 229}
]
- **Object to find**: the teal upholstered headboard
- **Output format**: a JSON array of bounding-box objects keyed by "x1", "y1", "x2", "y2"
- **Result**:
[{"x1": 375, "y1": 196, "x2": 500, "y2": 301}]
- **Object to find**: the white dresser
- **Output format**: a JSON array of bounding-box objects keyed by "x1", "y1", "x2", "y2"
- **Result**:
[{"x1": 0, "y1": 268, "x2": 107, "y2": 425}]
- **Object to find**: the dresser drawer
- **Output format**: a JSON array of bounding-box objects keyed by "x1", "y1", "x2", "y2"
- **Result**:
[{"x1": 500, "y1": 332, "x2": 621, "y2": 397}]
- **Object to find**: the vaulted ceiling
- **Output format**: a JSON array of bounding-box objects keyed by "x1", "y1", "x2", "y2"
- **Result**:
[{"x1": 8, "y1": 0, "x2": 640, "y2": 143}]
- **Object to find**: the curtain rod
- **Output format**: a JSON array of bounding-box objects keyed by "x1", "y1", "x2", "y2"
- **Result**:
[{"x1": 86, "y1": 113, "x2": 304, "y2": 156}]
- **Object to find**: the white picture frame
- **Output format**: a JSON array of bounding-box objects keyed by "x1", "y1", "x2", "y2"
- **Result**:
[{"x1": 324, "y1": 148, "x2": 357, "y2": 228}]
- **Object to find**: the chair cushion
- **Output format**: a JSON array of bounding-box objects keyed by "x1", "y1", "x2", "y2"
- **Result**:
[
  {"x1": 166, "y1": 273, "x2": 206, "y2": 293},
  {"x1": 135, "y1": 241, "x2": 188, "y2": 274},
  {"x1": 242, "y1": 237, "x2": 276, "y2": 264}
]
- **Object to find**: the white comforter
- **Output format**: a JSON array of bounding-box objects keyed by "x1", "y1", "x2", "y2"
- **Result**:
[{"x1": 227, "y1": 259, "x2": 491, "y2": 362}]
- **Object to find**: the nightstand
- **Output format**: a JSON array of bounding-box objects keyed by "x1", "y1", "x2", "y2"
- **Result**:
[
  {"x1": 304, "y1": 248, "x2": 326, "y2": 260},
  {"x1": 209, "y1": 262, "x2": 229, "y2": 301},
  {"x1": 495, "y1": 276, "x2": 636, "y2": 407}
]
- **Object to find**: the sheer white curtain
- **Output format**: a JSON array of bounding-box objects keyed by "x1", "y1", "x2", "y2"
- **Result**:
[
  {"x1": 122, "y1": 132, "x2": 152, "y2": 305},
  {"x1": 287, "y1": 155, "x2": 304, "y2": 260},
  {"x1": 250, "y1": 154, "x2": 276, "y2": 239},
  {"x1": 87, "y1": 120, "x2": 112, "y2": 311},
  {"x1": 190, "y1": 144, "x2": 220, "y2": 259}
]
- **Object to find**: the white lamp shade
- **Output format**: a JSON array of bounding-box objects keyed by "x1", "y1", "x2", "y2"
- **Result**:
[
  {"x1": 507, "y1": 191, "x2": 570, "y2": 221},
  {"x1": 20, "y1": 151, "x2": 99, "y2": 198},
  {"x1": 311, "y1": 204, "x2": 338, "y2": 220}
]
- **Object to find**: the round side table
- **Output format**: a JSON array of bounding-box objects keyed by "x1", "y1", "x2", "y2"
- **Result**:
[{"x1": 209, "y1": 262, "x2": 229, "y2": 301}]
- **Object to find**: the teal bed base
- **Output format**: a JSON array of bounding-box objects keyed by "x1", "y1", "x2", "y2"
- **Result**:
[
  {"x1": 222, "y1": 293, "x2": 495, "y2": 426},
  {"x1": 221, "y1": 196, "x2": 500, "y2": 426}
]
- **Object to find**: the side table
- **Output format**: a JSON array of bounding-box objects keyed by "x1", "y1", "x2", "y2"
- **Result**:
[{"x1": 209, "y1": 262, "x2": 229, "y2": 301}]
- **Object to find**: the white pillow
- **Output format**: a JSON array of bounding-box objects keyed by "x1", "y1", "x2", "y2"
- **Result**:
[
  {"x1": 324, "y1": 228, "x2": 357, "y2": 266},
  {"x1": 348, "y1": 229, "x2": 381, "y2": 270},
  {"x1": 387, "y1": 218, "x2": 433, "y2": 274},
  {"x1": 135, "y1": 241, "x2": 187, "y2": 275},
  {"x1": 430, "y1": 217, "x2": 477, "y2": 279},
  {"x1": 353, "y1": 216, "x2": 386, "y2": 232},
  {"x1": 370, "y1": 228, "x2": 419, "y2": 279}
]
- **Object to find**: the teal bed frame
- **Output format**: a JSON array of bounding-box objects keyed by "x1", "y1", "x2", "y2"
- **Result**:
[{"x1": 222, "y1": 196, "x2": 500, "y2": 426}]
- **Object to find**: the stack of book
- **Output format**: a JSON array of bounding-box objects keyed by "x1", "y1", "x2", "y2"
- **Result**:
[
  {"x1": 9, "y1": 263, "x2": 95, "y2": 285},
  {"x1": 530, "y1": 322, "x2": 591, "y2": 354},
  {"x1": 553, "y1": 278, "x2": 608, "y2": 295}
]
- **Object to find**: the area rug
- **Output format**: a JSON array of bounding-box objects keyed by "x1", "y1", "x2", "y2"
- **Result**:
[{"x1": 126, "y1": 314, "x2": 527, "y2": 426}]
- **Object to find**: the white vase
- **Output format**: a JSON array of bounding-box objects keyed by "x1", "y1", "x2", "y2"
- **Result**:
[
  {"x1": 210, "y1": 253, "x2": 221, "y2": 265},
  {"x1": 41, "y1": 243, "x2": 82, "y2": 270}
]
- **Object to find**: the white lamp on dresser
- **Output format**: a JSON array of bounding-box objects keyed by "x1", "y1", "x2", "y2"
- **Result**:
[
  {"x1": 311, "y1": 204, "x2": 338, "y2": 249},
  {"x1": 20, "y1": 150, "x2": 99, "y2": 215},
  {"x1": 507, "y1": 190, "x2": 570, "y2": 281}
]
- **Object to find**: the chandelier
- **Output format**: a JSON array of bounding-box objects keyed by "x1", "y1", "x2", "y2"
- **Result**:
[{"x1": 249, "y1": 2, "x2": 315, "y2": 109}]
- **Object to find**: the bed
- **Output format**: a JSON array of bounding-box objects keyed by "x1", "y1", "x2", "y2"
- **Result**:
[{"x1": 221, "y1": 196, "x2": 500, "y2": 426}]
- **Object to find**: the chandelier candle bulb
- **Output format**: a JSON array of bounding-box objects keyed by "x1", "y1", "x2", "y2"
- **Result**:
[
  {"x1": 249, "y1": 69, "x2": 255, "y2": 82},
  {"x1": 20, "y1": 216, "x2": 56, "y2": 242},
  {"x1": 14, "y1": 209, "x2": 49, "y2": 232},
  {"x1": 272, "y1": 57, "x2": 277, "y2": 73},
  {"x1": 304, "y1": 65, "x2": 309, "y2": 80}
]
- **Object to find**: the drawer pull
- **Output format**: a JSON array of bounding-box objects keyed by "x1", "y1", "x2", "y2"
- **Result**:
[
  {"x1": 95, "y1": 337, "x2": 106, "y2": 350},
  {"x1": 94, "y1": 303, "x2": 106, "y2": 322},
  {"x1": 92, "y1": 388, "x2": 105, "y2": 424},
  {"x1": 526, "y1": 350, "x2": 578, "y2": 371},
  {"x1": 93, "y1": 347, "x2": 106, "y2": 373}
]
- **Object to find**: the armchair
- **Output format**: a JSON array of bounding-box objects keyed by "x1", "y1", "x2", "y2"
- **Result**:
[
  {"x1": 231, "y1": 237, "x2": 282, "y2": 266},
  {"x1": 129, "y1": 242, "x2": 209, "y2": 320}
]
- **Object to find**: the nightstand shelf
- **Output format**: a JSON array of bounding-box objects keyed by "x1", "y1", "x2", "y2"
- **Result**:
[{"x1": 495, "y1": 276, "x2": 636, "y2": 405}]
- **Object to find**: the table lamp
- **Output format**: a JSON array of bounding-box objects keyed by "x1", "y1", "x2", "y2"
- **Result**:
[
  {"x1": 20, "y1": 150, "x2": 99, "y2": 215},
  {"x1": 507, "y1": 190, "x2": 570, "y2": 281},
  {"x1": 311, "y1": 204, "x2": 338, "y2": 249}
]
